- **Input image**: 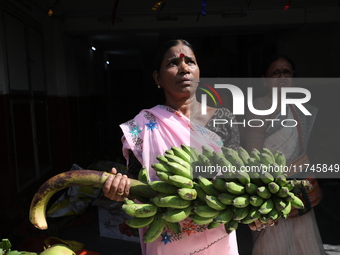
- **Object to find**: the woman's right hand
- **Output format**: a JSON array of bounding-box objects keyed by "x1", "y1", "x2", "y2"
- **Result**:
[{"x1": 102, "y1": 168, "x2": 131, "y2": 202}]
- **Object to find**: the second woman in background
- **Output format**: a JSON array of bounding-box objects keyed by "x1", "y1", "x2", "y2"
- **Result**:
[{"x1": 246, "y1": 55, "x2": 325, "y2": 255}]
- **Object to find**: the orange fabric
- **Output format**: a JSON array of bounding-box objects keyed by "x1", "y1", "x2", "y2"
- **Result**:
[{"x1": 75, "y1": 249, "x2": 100, "y2": 255}]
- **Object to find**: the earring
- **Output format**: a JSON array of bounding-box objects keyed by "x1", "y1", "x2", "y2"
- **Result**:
[{"x1": 157, "y1": 85, "x2": 161, "y2": 89}]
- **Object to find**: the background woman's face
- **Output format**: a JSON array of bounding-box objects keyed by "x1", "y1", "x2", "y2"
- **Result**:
[
  {"x1": 264, "y1": 58, "x2": 294, "y2": 93},
  {"x1": 153, "y1": 43, "x2": 200, "y2": 100}
]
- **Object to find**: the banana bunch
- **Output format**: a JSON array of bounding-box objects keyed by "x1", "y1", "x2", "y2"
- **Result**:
[
  {"x1": 188, "y1": 146, "x2": 309, "y2": 232},
  {"x1": 29, "y1": 144, "x2": 309, "y2": 243},
  {"x1": 124, "y1": 144, "x2": 310, "y2": 240}
]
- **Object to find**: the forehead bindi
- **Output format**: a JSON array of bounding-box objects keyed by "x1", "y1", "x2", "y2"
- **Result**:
[{"x1": 167, "y1": 45, "x2": 194, "y2": 58}]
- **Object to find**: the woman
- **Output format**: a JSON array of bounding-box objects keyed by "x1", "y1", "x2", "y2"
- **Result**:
[
  {"x1": 246, "y1": 55, "x2": 325, "y2": 255},
  {"x1": 102, "y1": 39, "x2": 240, "y2": 255}
]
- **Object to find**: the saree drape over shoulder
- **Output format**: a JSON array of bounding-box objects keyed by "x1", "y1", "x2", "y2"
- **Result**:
[{"x1": 120, "y1": 105, "x2": 239, "y2": 255}]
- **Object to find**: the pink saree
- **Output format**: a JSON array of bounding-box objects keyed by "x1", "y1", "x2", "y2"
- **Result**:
[{"x1": 120, "y1": 105, "x2": 239, "y2": 255}]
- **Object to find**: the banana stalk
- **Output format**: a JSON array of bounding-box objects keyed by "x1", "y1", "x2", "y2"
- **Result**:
[{"x1": 29, "y1": 170, "x2": 157, "y2": 230}]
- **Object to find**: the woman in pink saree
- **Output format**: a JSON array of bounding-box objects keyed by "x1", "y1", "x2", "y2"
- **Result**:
[{"x1": 103, "y1": 39, "x2": 240, "y2": 254}]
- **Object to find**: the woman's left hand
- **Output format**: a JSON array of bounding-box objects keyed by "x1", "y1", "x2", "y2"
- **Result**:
[
  {"x1": 248, "y1": 219, "x2": 278, "y2": 231},
  {"x1": 102, "y1": 168, "x2": 131, "y2": 202}
]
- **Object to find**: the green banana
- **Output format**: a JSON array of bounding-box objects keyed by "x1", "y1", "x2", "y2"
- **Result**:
[
  {"x1": 40, "y1": 244, "x2": 75, "y2": 255},
  {"x1": 245, "y1": 182, "x2": 258, "y2": 195},
  {"x1": 241, "y1": 206, "x2": 258, "y2": 224},
  {"x1": 272, "y1": 195, "x2": 288, "y2": 211},
  {"x1": 276, "y1": 186, "x2": 290, "y2": 198},
  {"x1": 258, "y1": 215, "x2": 269, "y2": 224},
  {"x1": 259, "y1": 170, "x2": 274, "y2": 184},
  {"x1": 150, "y1": 195, "x2": 191, "y2": 209},
  {"x1": 182, "y1": 145, "x2": 200, "y2": 163},
  {"x1": 217, "y1": 156, "x2": 234, "y2": 169},
  {"x1": 190, "y1": 213, "x2": 215, "y2": 225},
  {"x1": 225, "y1": 181, "x2": 246, "y2": 195},
  {"x1": 256, "y1": 186, "x2": 272, "y2": 199},
  {"x1": 194, "y1": 205, "x2": 220, "y2": 218},
  {"x1": 156, "y1": 155, "x2": 169, "y2": 164},
  {"x1": 247, "y1": 157, "x2": 261, "y2": 167},
  {"x1": 143, "y1": 212, "x2": 165, "y2": 243},
  {"x1": 237, "y1": 147, "x2": 251, "y2": 165},
  {"x1": 124, "y1": 197, "x2": 135, "y2": 205},
  {"x1": 202, "y1": 145, "x2": 216, "y2": 164},
  {"x1": 152, "y1": 162, "x2": 172, "y2": 173},
  {"x1": 165, "y1": 154, "x2": 191, "y2": 171},
  {"x1": 268, "y1": 181, "x2": 280, "y2": 194},
  {"x1": 156, "y1": 171, "x2": 174, "y2": 184},
  {"x1": 225, "y1": 219, "x2": 239, "y2": 232},
  {"x1": 197, "y1": 176, "x2": 219, "y2": 196},
  {"x1": 165, "y1": 221, "x2": 182, "y2": 234},
  {"x1": 248, "y1": 171, "x2": 264, "y2": 186},
  {"x1": 269, "y1": 163, "x2": 283, "y2": 178},
  {"x1": 274, "y1": 150, "x2": 286, "y2": 166},
  {"x1": 222, "y1": 147, "x2": 239, "y2": 157},
  {"x1": 211, "y1": 178, "x2": 228, "y2": 192},
  {"x1": 285, "y1": 193, "x2": 304, "y2": 209},
  {"x1": 233, "y1": 206, "x2": 250, "y2": 221},
  {"x1": 267, "y1": 206, "x2": 280, "y2": 221},
  {"x1": 168, "y1": 174, "x2": 194, "y2": 189},
  {"x1": 193, "y1": 182, "x2": 208, "y2": 202},
  {"x1": 166, "y1": 161, "x2": 192, "y2": 179},
  {"x1": 171, "y1": 146, "x2": 191, "y2": 164},
  {"x1": 213, "y1": 151, "x2": 228, "y2": 163},
  {"x1": 248, "y1": 205, "x2": 261, "y2": 219},
  {"x1": 165, "y1": 149, "x2": 174, "y2": 155},
  {"x1": 218, "y1": 192, "x2": 238, "y2": 205},
  {"x1": 149, "y1": 180, "x2": 178, "y2": 194},
  {"x1": 213, "y1": 206, "x2": 234, "y2": 224},
  {"x1": 162, "y1": 206, "x2": 191, "y2": 223},
  {"x1": 232, "y1": 194, "x2": 250, "y2": 208},
  {"x1": 280, "y1": 201, "x2": 292, "y2": 219},
  {"x1": 235, "y1": 169, "x2": 251, "y2": 185},
  {"x1": 205, "y1": 195, "x2": 227, "y2": 210},
  {"x1": 275, "y1": 174, "x2": 288, "y2": 187},
  {"x1": 260, "y1": 152, "x2": 275, "y2": 166},
  {"x1": 262, "y1": 148, "x2": 275, "y2": 162},
  {"x1": 216, "y1": 157, "x2": 236, "y2": 181},
  {"x1": 208, "y1": 221, "x2": 222, "y2": 229},
  {"x1": 258, "y1": 198, "x2": 274, "y2": 214},
  {"x1": 122, "y1": 203, "x2": 158, "y2": 218},
  {"x1": 225, "y1": 152, "x2": 245, "y2": 167},
  {"x1": 250, "y1": 148, "x2": 261, "y2": 162},
  {"x1": 284, "y1": 182, "x2": 294, "y2": 191},
  {"x1": 249, "y1": 195, "x2": 264, "y2": 207},
  {"x1": 198, "y1": 154, "x2": 212, "y2": 167},
  {"x1": 177, "y1": 188, "x2": 197, "y2": 200},
  {"x1": 138, "y1": 166, "x2": 149, "y2": 183},
  {"x1": 125, "y1": 216, "x2": 155, "y2": 228}
]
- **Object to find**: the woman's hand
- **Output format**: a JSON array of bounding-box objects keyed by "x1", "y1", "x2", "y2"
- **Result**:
[
  {"x1": 102, "y1": 168, "x2": 131, "y2": 202},
  {"x1": 248, "y1": 219, "x2": 278, "y2": 231}
]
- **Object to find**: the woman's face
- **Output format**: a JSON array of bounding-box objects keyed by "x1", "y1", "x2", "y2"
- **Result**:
[
  {"x1": 153, "y1": 43, "x2": 200, "y2": 101},
  {"x1": 263, "y1": 58, "x2": 294, "y2": 94}
]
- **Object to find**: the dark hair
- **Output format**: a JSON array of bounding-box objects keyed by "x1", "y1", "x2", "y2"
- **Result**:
[
  {"x1": 262, "y1": 54, "x2": 296, "y2": 77},
  {"x1": 153, "y1": 39, "x2": 196, "y2": 72}
]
